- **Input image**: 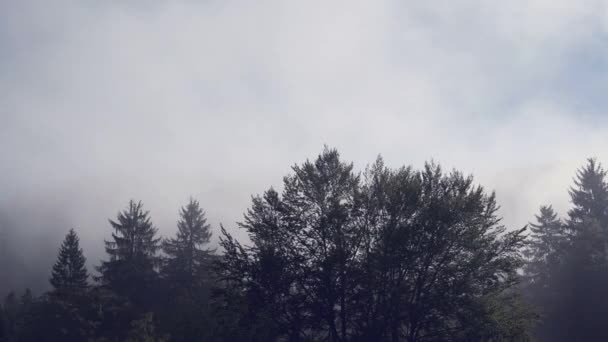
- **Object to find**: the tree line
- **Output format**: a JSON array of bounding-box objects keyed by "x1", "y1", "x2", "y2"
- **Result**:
[{"x1": 0, "y1": 148, "x2": 605, "y2": 341}]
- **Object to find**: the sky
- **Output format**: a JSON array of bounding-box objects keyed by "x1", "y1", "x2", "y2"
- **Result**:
[{"x1": 2, "y1": 0, "x2": 608, "y2": 293}]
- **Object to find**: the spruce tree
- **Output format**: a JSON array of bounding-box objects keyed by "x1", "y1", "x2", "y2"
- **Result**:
[
  {"x1": 565, "y1": 158, "x2": 608, "y2": 271},
  {"x1": 97, "y1": 200, "x2": 161, "y2": 304},
  {"x1": 522, "y1": 206, "x2": 566, "y2": 341},
  {"x1": 162, "y1": 198, "x2": 213, "y2": 287},
  {"x1": 160, "y1": 200, "x2": 217, "y2": 342},
  {"x1": 545, "y1": 158, "x2": 608, "y2": 341},
  {"x1": 568, "y1": 158, "x2": 608, "y2": 230},
  {"x1": 50, "y1": 229, "x2": 89, "y2": 292},
  {"x1": 524, "y1": 205, "x2": 565, "y2": 283}
]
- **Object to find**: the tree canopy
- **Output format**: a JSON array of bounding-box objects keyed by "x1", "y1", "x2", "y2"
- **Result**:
[
  {"x1": 49, "y1": 229, "x2": 89, "y2": 293},
  {"x1": 16, "y1": 149, "x2": 608, "y2": 341}
]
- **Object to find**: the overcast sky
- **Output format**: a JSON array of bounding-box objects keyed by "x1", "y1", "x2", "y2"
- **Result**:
[{"x1": 2, "y1": 0, "x2": 608, "y2": 291}]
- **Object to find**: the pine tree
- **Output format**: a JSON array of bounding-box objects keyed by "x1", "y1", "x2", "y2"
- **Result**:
[
  {"x1": 568, "y1": 158, "x2": 608, "y2": 230},
  {"x1": 522, "y1": 206, "x2": 566, "y2": 341},
  {"x1": 126, "y1": 313, "x2": 169, "y2": 342},
  {"x1": 50, "y1": 229, "x2": 89, "y2": 292},
  {"x1": 162, "y1": 198, "x2": 213, "y2": 287},
  {"x1": 542, "y1": 158, "x2": 608, "y2": 341},
  {"x1": 524, "y1": 205, "x2": 565, "y2": 284},
  {"x1": 103, "y1": 200, "x2": 161, "y2": 263},
  {"x1": 97, "y1": 200, "x2": 161, "y2": 304},
  {"x1": 564, "y1": 158, "x2": 608, "y2": 270},
  {"x1": 158, "y1": 199, "x2": 216, "y2": 342}
]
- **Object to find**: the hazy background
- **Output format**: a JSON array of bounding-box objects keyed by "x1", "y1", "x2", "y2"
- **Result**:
[{"x1": 2, "y1": 0, "x2": 608, "y2": 294}]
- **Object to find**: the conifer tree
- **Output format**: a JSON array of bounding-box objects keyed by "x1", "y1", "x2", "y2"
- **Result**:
[
  {"x1": 524, "y1": 205, "x2": 565, "y2": 284},
  {"x1": 50, "y1": 229, "x2": 89, "y2": 292},
  {"x1": 162, "y1": 198, "x2": 213, "y2": 287},
  {"x1": 97, "y1": 200, "x2": 161, "y2": 304},
  {"x1": 564, "y1": 159, "x2": 608, "y2": 270},
  {"x1": 568, "y1": 158, "x2": 608, "y2": 230},
  {"x1": 542, "y1": 159, "x2": 608, "y2": 341}
]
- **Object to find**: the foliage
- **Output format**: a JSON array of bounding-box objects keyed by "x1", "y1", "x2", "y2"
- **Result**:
[
  {"x1": 50, "y1": 229, "x2": 89, "y2": 293},
  {"x1": 217, "y1": 149, "x2": 533, "y2": 341},
  {"x1": 4, "y1": 149, "x2": 576, "y2": 341},
  {"x1": 97, "y1": 200, "x2": 161, "y2": 307},
  {"x1": 162, "y1": 198, "x2": 213, "y2": 288}
]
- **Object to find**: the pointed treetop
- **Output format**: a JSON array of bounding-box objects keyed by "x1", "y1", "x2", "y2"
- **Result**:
[
  {"x1": 50, "y1": 228, "x2": 89, "y2": 292},
  {"x1": 105, "y1": 200, "x2": 161, "y2": 261},
  {"x1": 162, "y1": 197, "x2": 213, "y2": 286},
  {"x1": 568, "y1": 158, "x2": 608, "y2": 227}
]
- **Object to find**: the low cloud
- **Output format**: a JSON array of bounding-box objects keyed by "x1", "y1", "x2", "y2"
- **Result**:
[{"x1": 1, "y1": 0, "x2": 608, "y2": 293}]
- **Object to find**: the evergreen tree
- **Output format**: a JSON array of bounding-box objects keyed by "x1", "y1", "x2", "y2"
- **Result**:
[
  {"x1": 568, "y1": 158, "x2": 608, "y2": 229},
  {"x1": 2, "y1": 292, "x2": 17, "y2": 341},
  {"x1": 97, "y1": 200, "x2": 161, "y2": 306},
  {"x1": 50, "y1": 229, "x2": 89, "y2": 292},
  {"x1": 159, "y1": 198, "x2": 215, "y2": 342},
  {"x1": 522, "y1": 205, "x2": 566, "y2": 341},
  {"x1": 538, "y1": 158, "x2": 608, "y2": 341},
  {"x1": 126, "y1": 313, "x2": 169, "y2": 342},
  {"x1": 524, "y1": 205, "x2": 565, "y2": 285},
  {"x1": 162, "y1": 198, "x2": 213, "y2": 287}
]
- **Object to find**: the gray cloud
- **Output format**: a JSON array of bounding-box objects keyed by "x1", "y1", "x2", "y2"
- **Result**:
[{"x1": 2, "y1": 0, "x2": 608, "y2": 293}]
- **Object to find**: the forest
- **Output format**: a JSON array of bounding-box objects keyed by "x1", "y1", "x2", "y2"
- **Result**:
[{"x1": 1, "y1": 148, "x2": 605, "y2": 341}]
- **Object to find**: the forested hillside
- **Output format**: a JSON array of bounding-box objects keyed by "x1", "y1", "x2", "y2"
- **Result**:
[{"x1": 2, "y1": 149, "x2": 606, "y2": 341}]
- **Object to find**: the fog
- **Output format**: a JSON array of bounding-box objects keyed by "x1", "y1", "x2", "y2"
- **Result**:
[{"x1": 3, "y1": 0, "x2": 608, "y2": 295}]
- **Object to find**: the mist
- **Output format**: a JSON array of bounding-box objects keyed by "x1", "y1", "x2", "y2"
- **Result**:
[{"x1": 2, "y1": 1, "x2": 608, "y2": 341}]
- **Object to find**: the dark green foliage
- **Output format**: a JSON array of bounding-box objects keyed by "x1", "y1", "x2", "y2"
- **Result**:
[
  {"x1": 157, "y1": 198, "x2": 216, "y2": 341},
  {"x1": 521, "y1": 205, "x2": 565, "y2": 340},
  {"x1": 97, "y1": 200, "x2": 161, "y2": 307},
  {"x1": 162, "y1": 198, "x2": 213, "y2": 287},
  {"x1": 523, "y1": 159, "x2": 608, "y2": 341},
  {"x1": 217, "y1": 149, "x2": 533, "y2": 341},
  {"x1": 356, "y1": 159, "x2": 531, "y2": 341},
  {"x1": 3, "y1": 149, "x2": 551, "y2": 341},
  {"x1": 50, "y1": 229, "x2": 89, "y2": 292},
  {"x1": 555, "y1": 159, "x2": 608, "y2": 341},
  {"x1": 524, "y1": 205, "x2": 566, "y2": 281},
  {"x1": 101, "y1": 200, "x2": 161, "y2": 263},
  {"x1": 2, "y1": 293, "x2": 18, "y2": 342},
  {"x1": 126, "y1": 313, "x2": 169, "y2": 342},
  {"x1": 16, "y1": 293, "x2": 94, "y2": 342},
  {"x1": 568, "y1": 158, "x2": 608, "y2": 228}
]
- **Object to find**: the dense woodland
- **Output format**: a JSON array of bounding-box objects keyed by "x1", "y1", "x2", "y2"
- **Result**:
[{"x1": 1, "y1": 148, "x2": 606, "y2": 341}]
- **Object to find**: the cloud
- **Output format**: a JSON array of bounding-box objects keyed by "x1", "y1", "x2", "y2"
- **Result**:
[{"x1": 1, "y1": 0, "x2": 608, "y2": 292}]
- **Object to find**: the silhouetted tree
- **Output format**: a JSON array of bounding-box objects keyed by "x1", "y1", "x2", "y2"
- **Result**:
[
  {"x1": 159, "y1": 198, "x2": 216, "y2": 342},
  {"x1": 520, "y1": 205, "x2": 566, "y2": 341},
  {"x1": 547, "y1": 159, "x2": 608, "y2": 341},
  {"x1": 97, "y1": 200, "x2": 161, "y2": 307},
  {"x1": 568, "y1": 158, "x2": 608, "y2": 229},
  {"x1": 162, "y1": 198, "x2": 213, "y2": 287},
  {"x1": 356, "y1": 158, "x2": 532, "y2": 342},
  {"x1": 2, "y1": 292, "x2": 18, "y2": 341},
  {"x1": 524, "y1": 206, "x2": 566, "y2": 286},
  {"x1": 218, "y1": 149, "x2": 534, "y2": 341},
  {"x1": 50, "y1": 229, "x2": 89, "y2": 293}
]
